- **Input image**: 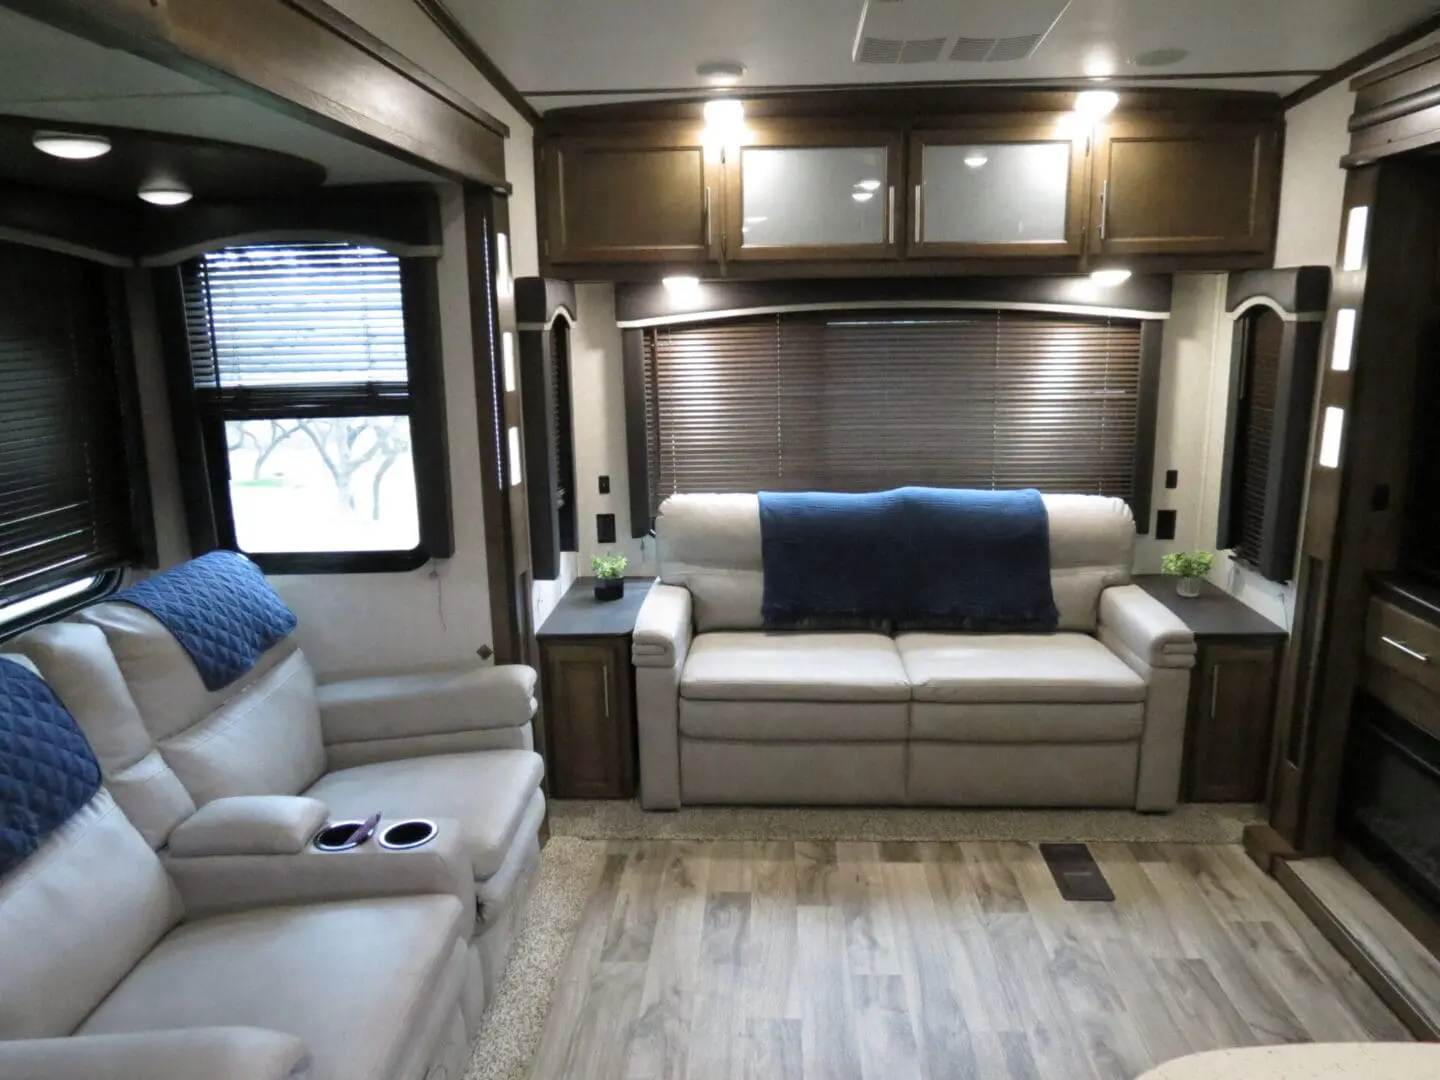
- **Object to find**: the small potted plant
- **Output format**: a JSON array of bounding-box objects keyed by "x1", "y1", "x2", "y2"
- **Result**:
[
  {"x1": 592, "y1": 552, "x2": 628, "y2": 602},
  {"x1": 1162, "y1": 550, "x2": 1215, "y2": 598}
]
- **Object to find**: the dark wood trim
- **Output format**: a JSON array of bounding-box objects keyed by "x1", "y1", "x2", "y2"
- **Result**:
[
  {"x1": 0, "y1": 0, "x2": 508, "y2": 186},
  {"x1": 1242, "y1": 822, "x2": 1298, "y2": 874},
  {"x1": 463, "y1": 185, "x2": 523, "y2": 662},
  {"x1": 1281, "y1": 11, "x2": 1440, "y2": 108},
  {"x1": 515, "y1": 277, "x2": 578, "y2": 327},
  {"x1": 621, "y1": 328, "x2": 652, "y2": 540},
  {"x1": 1352, "y1": 31, "x2": 1440, "y2": 92},
  {"x1": 105, "y1": 269, "x2": 158, "y2": 571},
  {"x1": 1133, "y1": 320, "x2": 1163, "y2": 537},
  {"x1": 0, "y1": 182, "x2": 136, "y2": 266},
  {"x1": 1273, "y1": 858, "x2": 1440, "y2": 1040},
  {"x1": 400, "y1": 258, "x2": 455, "y2": 560},
  {"x1": 1225, "y1": 266, "x2": 1332, "y2": 315},
  {"x1": 412, "y1": 0, "x2": 540, "y2": 127}
]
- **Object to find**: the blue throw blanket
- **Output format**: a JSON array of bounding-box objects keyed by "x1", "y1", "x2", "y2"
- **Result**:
[
  {"x1": 759, "y1": 487, "x2": 1059, "y2": 631},
  {"x1": 115, "y1": 551, "x2": 298, "y2": 691},
  {"x1": 0, "y1": 657, "x2": 102, "y2": 876}
]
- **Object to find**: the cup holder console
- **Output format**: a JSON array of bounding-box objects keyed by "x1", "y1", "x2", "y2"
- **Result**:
[
  {"x1": 378, "y1": 819, "x2": 438, "y2": 851},
  {"x1": 313, "y1": 821, "x2": 368, "y2": 852}
]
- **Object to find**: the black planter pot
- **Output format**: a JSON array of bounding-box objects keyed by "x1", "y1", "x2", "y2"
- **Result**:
[{"x1": 594, "y1": 578, "x2": 624, "y2": 602}]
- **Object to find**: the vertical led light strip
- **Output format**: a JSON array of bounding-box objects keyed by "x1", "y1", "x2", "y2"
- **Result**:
[
  {"x1": 1331, "y1": 309, "x2": 1357, "y2": 372},
  {"x1": 507, "y1": 426, "x2": 523, "y2": 486},
  {"x1": 502, "y1": 332, "x2": 516, "y2": 393},
  {"x1": 1317, "y1": 407, "x2": 1345, "y2": 468},
  {"x1": 1342, "y1": 206, "x2": 1369, "y2": 272}
]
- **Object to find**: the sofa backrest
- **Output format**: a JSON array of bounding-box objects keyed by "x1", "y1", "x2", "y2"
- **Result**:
[
  {"x1": 9, "y1": 602, "x2": 327, "y2": 843},
  {"x1": 656, "y1": 492, "x2": 1135, "y2": 633},
  {"x1": 0, "y1": 785, "x2": 183, "y2": 1037}
]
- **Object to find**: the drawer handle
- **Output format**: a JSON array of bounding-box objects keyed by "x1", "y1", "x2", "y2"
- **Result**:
[
  {"x1": 1382, "y1": 636, "x2": 1430, "y2": 663},
  {"x1": 602, "y1": 667, "x2": 611, "y2": 719}
]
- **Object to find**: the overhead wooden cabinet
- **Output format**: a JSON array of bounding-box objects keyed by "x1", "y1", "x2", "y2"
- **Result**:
[
  {"x1": 724, "y1": 126, "x2": 905, "y2": 261},
  {"x1": 1091, "y1": 119, "x2": 1280, "y2": 257},
  {"x1": 909, "y1": 120, "x2": 1088, "y2": 259},
  {"x1": 542, "y1": 134, "x2": 720, "y2": 264}
]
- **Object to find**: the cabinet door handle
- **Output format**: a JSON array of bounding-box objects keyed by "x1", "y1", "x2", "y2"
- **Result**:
[
  {"x1": 914, "y1": 184, "x2": 923, "y2": 244},
  {"x1": 602, "y1": 666, "x2": 612, "y2": 719},
  {"x1": 888, "y1": 184, "x2": 896, "y2": 243},
  {"x1": 1382, "y1": 636, "x2": 1431, "y2": 663},
  {"x1": 1099, "y1": 179, "x2": 1109, "y2": 241},
  {"x1": 703, "y1": 186, "x2": 712, "y2": 248},
  {"x1": 1210, "y1": 664, "x2": 1221, "y2": 721}
]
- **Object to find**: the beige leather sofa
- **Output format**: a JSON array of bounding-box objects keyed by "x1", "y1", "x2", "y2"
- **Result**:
[
  {"x1": 5, "y1": 597, "x2": 546, "y2": 1031},
  {"x1": 633, "y1": 493, "x2": 1197, "y2": 810}
]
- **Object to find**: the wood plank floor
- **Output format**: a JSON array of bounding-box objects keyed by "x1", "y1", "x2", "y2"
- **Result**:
[{"x1": 528, "y1": 842, "x2": 1410, "y2": 1080}]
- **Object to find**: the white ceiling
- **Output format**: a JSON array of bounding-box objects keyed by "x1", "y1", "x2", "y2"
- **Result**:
[
  {"x1": 447, "y1": 0, "x2": 1440, "y2": 109},
  {"x1": 0, "y1": 8, "x2": 438, "y2": 187}
]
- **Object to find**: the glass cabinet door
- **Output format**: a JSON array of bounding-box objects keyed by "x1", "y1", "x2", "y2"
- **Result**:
[
  {"x1": 910, "y1": 126, "x2": 1085, "y2": 258},
  {"x1": 727, "y1": 132, "x2": 903, "y2": 260}
]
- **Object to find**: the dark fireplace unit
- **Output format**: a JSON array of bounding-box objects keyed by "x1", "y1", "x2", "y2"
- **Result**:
[{"x1": 1341, "y1": 693, "x2": 1440, "y2": 916}]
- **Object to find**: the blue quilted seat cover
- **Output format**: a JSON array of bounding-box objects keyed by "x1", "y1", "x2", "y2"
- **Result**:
[
  {"x1": 0, "y1": 657, "x2": 102, "y2": 877},
  {"x1": 115, "y1": 551, "x2": 299, "y2": 692}
]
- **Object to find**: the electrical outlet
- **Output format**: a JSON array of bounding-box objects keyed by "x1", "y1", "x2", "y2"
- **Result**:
[
  {"x1": 1155, "y1": 510, "x2": 1178, "y2": 541},
  {"x1": 597, "y1": 513, "x2": 616, "y2": 544},
  {"x1": 1165, "y1": 469, "x2": 1178, "y2": 490},
  {"x1": 598, "y1": 475, "x2": 610, "y2": 495}
]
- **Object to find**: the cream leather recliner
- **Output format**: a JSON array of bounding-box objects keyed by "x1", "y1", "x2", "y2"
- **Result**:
[{"x1": 6, "y1": 593, "x2": 546, "y2": 1019}]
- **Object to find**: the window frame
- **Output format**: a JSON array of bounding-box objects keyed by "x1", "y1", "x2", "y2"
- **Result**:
[
  {"x1": 0, "y1": 570, "x2": 121, "y2": 643},
  {"x1": 157, "y1": 246, "x2": 452, "y2": 575},
  {"x1": 622, "y1": 309, "x2": 1163, "y2": 538}
]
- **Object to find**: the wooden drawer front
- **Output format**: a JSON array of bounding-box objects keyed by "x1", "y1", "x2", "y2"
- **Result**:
[{"x1": 1366, "y1": 598, "x2": 1440, "y2": 695}]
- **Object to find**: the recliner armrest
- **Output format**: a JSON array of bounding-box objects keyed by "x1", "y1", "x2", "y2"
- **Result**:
[
  {"x1": 167, "y1": 796, "x2": 328, "y2": 857},
  {"x1": 316, "y1": 665, "x2": 537, "y2": 745},
  {"x1": 632, "y1": 584, "x2": 693, "y2": 669},
  {"x1": 0, "y1": 1027, "x2": 311, "y2": 1080},
  {"x1": 1098, "y1": 585, "x2": 1196, "y2": 671}
]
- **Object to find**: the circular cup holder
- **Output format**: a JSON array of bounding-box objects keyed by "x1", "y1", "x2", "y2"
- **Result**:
[
  {"x1": 378, "y1": 819, "x2": 437, "y2": 851},
  {"x1": 313, "y1": 821, "x2": 368, "y2": 852}
]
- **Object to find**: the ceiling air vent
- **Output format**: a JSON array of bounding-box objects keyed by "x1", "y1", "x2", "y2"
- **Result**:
[{"x1": 854, "y1": 0, "x2": 1068, "y2": 65}]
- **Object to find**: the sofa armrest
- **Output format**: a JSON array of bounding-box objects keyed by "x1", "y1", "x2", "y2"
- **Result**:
[
  {"x1": 632, "y1": 584, "x2": 693, "y2": 809},
  {"x1": 164, "y1": 817, "x2": 476, "y2": 923},
  {"x1": 632, "y1": 583, "x2": 693, "y2": 668},
  {"x1": 1098, "y1": 585, "x2": 1197, "y2": 670},
  {"x1": 0, "y1": 1028, "x2": 311, "y2": 1080},
  {"x1": 316, "y1": 665, "x2": 537, "y2": 745},
  {"x1": 167, "y1": 796, "x2": 328, "y2": 857}
]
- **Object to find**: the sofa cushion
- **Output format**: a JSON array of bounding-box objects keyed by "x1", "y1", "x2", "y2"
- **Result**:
[
  {"x1": 79, "y1": 894, "x2": 465, "y2": 1080},
  {"x1": 680, "y1": 632, "x2": 911, "y2": 703},
  {"x1": 680, "y1": 699, "x2": 909, "y2": 741},
  {"x1": 303, "y1": 750, "x2": 544, "y2": 879},
  {"x1": 896, "y1": 633, "x2": 1146, "y2": 704},
  {"x1": 910, "y1": 702, "x2": 1146, "y2": 743}
]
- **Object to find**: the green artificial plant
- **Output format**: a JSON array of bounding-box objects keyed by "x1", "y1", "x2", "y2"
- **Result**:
[
  {"x1": 591, "y1": 552, "x2": 628, "y2": 580},
  {"x1": 1161, "y1": 550, "x2": 1215, "y2": 580}
]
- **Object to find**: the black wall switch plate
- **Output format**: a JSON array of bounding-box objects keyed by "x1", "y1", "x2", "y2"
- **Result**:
[
  {"x1": 596, "y1": 513, "x2": 616, "y2": 544},
  {"x1": 598, "y1": 475, "x2": 611, "y2": 494},
  {"x1": 1165, "y1": 469, "x2": 1178, "y2": 490},
  {"x1": 1155, "y1": 509, "x2": 1177, "y2": 541}
]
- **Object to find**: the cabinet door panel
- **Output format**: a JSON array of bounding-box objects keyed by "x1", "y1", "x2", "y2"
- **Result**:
[
  {"x1": 545, "y1": 137, "x2": 717, "y2": 264},
  {"x1": 1094, "y1": 120, "x2": 1280, "y2": 256},
  {"x1": 728, "y1": 127, "x2": 903, "y2": 260},
  {"x1": 910, "y1": 122, "x2": 1087, "y2": 259},
  {"x1": 1189, "y1": 642, "x2": 1279, "y2": 802},
  {"x1": 543, "y1": 641, "x2": 634, "y2": 798}
]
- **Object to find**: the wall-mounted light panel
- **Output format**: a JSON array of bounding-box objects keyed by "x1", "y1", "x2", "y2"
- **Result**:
[
  {"x1": 496, "y1": 233, "x2": 512, "y2": 299},
  {"x1": 1342, "y1": 206, "x2": 1369, "y2": 272},
  {"x1": 1317, "y1": 407, "x2": 1345, "y2": 469},
  {"x1": 508, "y1": 426, "x2": 522, "y2": 486},
  {"x1": 1331, "y1": 309, "x2": 1356, "y2": 372},
  {"x1": 502, "y1": 332, "x2": 516, "y2": 393}
]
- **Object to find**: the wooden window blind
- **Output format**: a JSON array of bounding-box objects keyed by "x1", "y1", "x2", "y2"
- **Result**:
[
  {"x1": 642, "y1": 310, "x2": 1146, "y2": 515},
  {"x1": 0, "y1": 242, "x2": 136, "y2": 605},
  {"x1": 1228, "y1": 307, "x2": 1283, "y2": 567}
]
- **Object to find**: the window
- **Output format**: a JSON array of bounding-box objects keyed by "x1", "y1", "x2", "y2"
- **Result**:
[
  {"x1": 0, "y1": 240, "x2": 142, "y2": 613},
  {"x1": 1224, "y1": 307, "x2": 1284, "y2": 568},
  {"x1": 178, "y1": 243, "x2": 451, "y2": 573},
  {"x1": 638, "y1": 309, "x2": 1153, "y2": 523}
]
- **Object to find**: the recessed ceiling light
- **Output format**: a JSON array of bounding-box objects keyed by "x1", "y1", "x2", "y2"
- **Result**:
[
  {"x1": 1091, "y1": 268, "x2": 1132, "y2": 287},
  {"x1": 963, "y1": 152, "x2": 989, "y2": 169},
  {"x1": 33, "y1": 131, "x2": 111, "y2": 160},
  {"x1": 697, "y1": 61, "x2": 747, "y2": 86},
  {"x1": 852, "y1": 191, "x2": 875, "y2": 203},
  {"x1": 1132, "y1": 46, "x2": 1189, "y2": 68},
  {"x1": 1075, "y1": 90, "x2": 1119, "y2": 120},
  {"x1": 138, "y1": 181, "x2": 193, "y2": 207},
  {"x1": 856, "y1": 178, "x2": 882, "y2": 192}
]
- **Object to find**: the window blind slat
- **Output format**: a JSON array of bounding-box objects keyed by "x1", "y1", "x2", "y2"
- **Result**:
[
  {"x1": 644, "y1": 310, "x2": 1144, "y2": 515},
  {"x1": 1231, "y1": 308, "x2": 1283, "y2": 567}
]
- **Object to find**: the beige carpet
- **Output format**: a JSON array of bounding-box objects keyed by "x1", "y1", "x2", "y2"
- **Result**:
[{"x1": 463, "y1": 800, "x2": 1265, "y2": 1079}]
